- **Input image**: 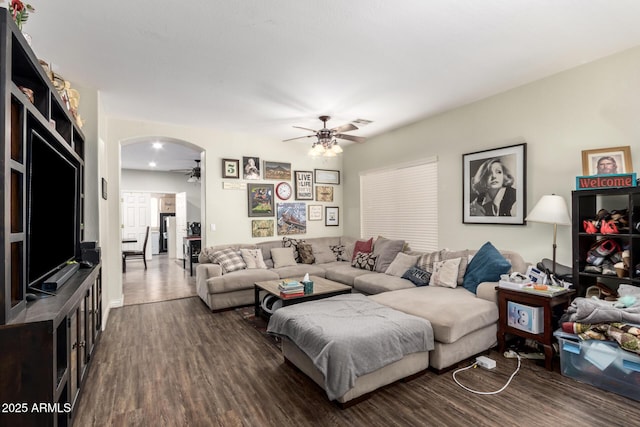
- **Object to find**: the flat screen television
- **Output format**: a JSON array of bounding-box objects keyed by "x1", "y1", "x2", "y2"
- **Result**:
[{"x1": 27, "y1": 129, "x2": 80, "y2": 288}]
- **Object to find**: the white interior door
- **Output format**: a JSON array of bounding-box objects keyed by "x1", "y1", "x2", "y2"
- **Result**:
[
  {"x1": 121, "y1": 191, "x2": 152, "y2": 260},
  {"x1": 175, "y1": 192, "x2": 187, "y2": 260}
]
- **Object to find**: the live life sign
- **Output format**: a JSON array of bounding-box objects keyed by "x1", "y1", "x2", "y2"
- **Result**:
[{"x1": 576, "y1": 173, "x2": 637, "y2": 190}]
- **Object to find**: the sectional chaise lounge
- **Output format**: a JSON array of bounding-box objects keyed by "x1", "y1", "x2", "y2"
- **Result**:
[{"x1": 196, "y1": 236, "x2": 528, "y2": 372}]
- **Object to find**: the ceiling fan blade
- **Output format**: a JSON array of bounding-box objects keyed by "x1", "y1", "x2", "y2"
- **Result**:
[
  {"x1": 283, "y1": 134, "x2": 315, "y2": 142},
  {"x1": 293, "y1": 126, "x2": 318, "y2": 133},
  {"x1": 335, "y1": 134, "x2": 366, "y2": 143},
  {"x1": 331, "y1": 123, "x2": 358, "y2": 133}
]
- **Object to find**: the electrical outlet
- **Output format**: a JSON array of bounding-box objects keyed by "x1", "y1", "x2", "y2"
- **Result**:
[{"x1": 476, "y1": 356, "x2": 496, "y2": 369}]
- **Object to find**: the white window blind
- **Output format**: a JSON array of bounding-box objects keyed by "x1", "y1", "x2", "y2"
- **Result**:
[{"x1": 360, "y1": 158, "x2": 438, "y2": 252}]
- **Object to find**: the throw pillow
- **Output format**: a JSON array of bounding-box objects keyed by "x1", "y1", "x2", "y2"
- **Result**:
[
  {"x1": 210, "y1": 248, "x2": 247, "y2": 274},
  {"x1": 463, "y1": 242, "x2": 511, "y2": 294},
  {"x1": 240, "y1": 248, "x2": 267, "y2": 269},
  {"x1": 351, "y1": 251, "x2": 378, "y2": 271},
  {"x1": 351, "y1": 238, "x2": 374, "y2": 261},
  {"x1": 430, "y1": 258, "x2": 462, "y2": 288},
  {"x1": 372, "y1": 236, "x2": 406, "y2": 273},
  {"x1": 416, "y1": 249, "x2": 446, "y2": 273},
  {"x1": 282, "y1": 237, "x2": 305, "y2": 262},
  {"x1": 341, "y1": 236, "x2": 358, "y2": 261},
  {"x1": 297, "y1": 243, "x2": 315, "y2": 264},
  {"x1": 271, "y1": 247, "x2": 298, "y2": 268},
  {"x1": 443, "y1": 249, "x2": 471, "y2": 285},
  {"x1": 330, "y1": 244, "x2": 345, "y2": 261},
  {"x1": 311, "y1": 243, "x2": 338, "y2": 264},
  {"x1": 402, "y1": 266, "x2": 431, "y2": 287},
  {"x1": 385, "y1": 252, "x2": 419, "y2": 277}
]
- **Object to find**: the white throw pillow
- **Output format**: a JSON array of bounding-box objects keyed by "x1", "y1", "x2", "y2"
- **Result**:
[
  {"x1": 240, "y1": 248, "x2": 267, "y2": 269},
  {"x1": 270, "y1": 247, "x2": 298, "y2": 268},
  {"x1": 385, "y1": 252, "x2": 419, "y2": 277},
  {"x1": 430, "y1": 257, "x2": 462, "y2": 288}
]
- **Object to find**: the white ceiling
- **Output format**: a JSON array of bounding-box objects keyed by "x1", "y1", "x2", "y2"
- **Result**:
[{"x1": 21, "y1": 1, "x2": 640, "y2": 171}]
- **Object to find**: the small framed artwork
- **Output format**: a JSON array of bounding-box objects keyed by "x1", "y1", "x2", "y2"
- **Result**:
[
  {"x1": 294, "y1": 170, "x2": 313, "y2": 200},
  {"x1": 308, "y1": 204, "x2": 323, "y2": 221},
  {"x1": 247, "y1": 183, "x2": 274, "y2": 217},
  {"x1": 581, "y1": 146, "x2": 633, "y2": 175},
  {"x1": 251, "y1": 220, "x2": 274, "y2": 238},
  {"x1": 325, "y1": 206, "x2": 339, "y2": 226},
  {"x1": 222, "y1": 158, "x2": 240, "y2": 179},
  {"x1": 277, "y1": 202, "x2": 307, "y2": 235},
  {"x1": 101, "y1": 178, "x2": 107, "y2": 200},
  {"x1": 463, "y1": 143, "x2": 526, "y2": 225},
  {"x1": 314, "y1": 169, "x2": 340, "y2": 185},
  {"x1": 264, "y1": 161, "x2": 292, "y2": 180},
  {"x1": 315, "y1": 185, "x2": 334, "y2": 202},
  {"x1": 243, "y1": 156, "x2": 260, "y2": 180}
]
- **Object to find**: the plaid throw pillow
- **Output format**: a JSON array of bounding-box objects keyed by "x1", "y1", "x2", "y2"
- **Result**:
[
  {"x1": 351, "y1": 251, "x2": 378, "y2": 271},
  {"x1": 210, "y1": 248, "x2": 247, "y2": 274},
  {"x1": 282, "y1": 237, "x2": 305, "y2": 262},
  {"x1": 416, "y1": 249, "x2": 445, "y2": 273}
]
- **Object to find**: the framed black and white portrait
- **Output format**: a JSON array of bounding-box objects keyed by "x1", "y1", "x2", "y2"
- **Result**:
[{"x1": 462, "y1": 143, "x2": 526, "y2": 225}]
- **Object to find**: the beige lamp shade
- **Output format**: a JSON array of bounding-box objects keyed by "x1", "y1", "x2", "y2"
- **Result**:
[{"x1": 526, "y1": 195, "x2": 571, "y2": 225}]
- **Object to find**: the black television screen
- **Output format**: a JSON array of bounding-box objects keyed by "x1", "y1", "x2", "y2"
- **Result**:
[{"x1": 27, "y1": 130, "x2": 79, "y2": 287}]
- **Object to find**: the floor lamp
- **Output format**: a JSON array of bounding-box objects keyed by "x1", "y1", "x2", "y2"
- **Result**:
[{"x1": 525, "y1": 194, "x2": 572, "y2": 275}]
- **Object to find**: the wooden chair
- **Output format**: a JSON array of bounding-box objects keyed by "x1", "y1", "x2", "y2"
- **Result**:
[{"x1": 122, "y1": 226, "x2": 150, "y2": 272}]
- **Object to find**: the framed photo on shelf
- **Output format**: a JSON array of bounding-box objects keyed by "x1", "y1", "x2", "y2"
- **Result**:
[
  {"x1": 243, "y1": 156, "x2": 261, "y2": 180},
  {"x1": 581, "y1": 146, "x2": 633, "y2": 175},
  {"x1": 314, "y1": 169, "x2": 340, "y2": 185},
  {"x1": 462, "y1": 143, "x2": 526, "y2": 225},
  {"x1": 294, "y1": 170, "x2": 313, "y2": 200},
  {"x1": 325, "y1": 206, "x2": 339, "y2": 226},
  {"x1": 222, "y1": 158, "x2": 240, "y2": 179},
  {"x1": 247, "y1": 183, "x2": 274, "y2": 217},
  {"x1": 315, "y1": 185, "x2": 334, "y2": 202},
  {"x1": 308, "y1": 204, "x2": 323, "y2": 221},
  {"x1": 264, "y1": 161, "x2": 292, "y2": 180}
]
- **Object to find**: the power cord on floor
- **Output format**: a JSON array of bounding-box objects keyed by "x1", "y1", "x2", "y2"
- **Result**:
[{"x1": 452, "y1": 353, "x2": 521, "y2": 395}]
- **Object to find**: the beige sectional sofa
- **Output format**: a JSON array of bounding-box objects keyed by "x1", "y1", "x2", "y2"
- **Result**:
[{"x1": 196, "y1": 236, "x2": 528, "y2": 371}]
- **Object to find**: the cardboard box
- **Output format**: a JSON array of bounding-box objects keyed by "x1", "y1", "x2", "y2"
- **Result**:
[{"x1": 507, "y1": 301, "x2": 543, "y2": 334}]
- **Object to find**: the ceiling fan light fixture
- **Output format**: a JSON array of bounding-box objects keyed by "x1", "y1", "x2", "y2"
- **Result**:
[{"x1": 331, "y1": 142, "x2": 343, "y2": 154}]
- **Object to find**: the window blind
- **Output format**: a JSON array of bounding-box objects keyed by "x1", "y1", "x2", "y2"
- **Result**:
[{"x1": 360, "y1": 158, "x2": 438, "y2": 252}]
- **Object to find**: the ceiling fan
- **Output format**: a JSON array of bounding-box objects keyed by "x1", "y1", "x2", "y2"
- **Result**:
[
  {"x1": 172, "y1": 160, "x2": 201, "y2": 182},
  {"x1": 283, "y1": 116, "x2": 366, "y2": 157}
]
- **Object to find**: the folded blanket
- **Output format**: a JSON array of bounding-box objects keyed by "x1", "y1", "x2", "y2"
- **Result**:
[
  {"x1": 562, "y1": 297, "x2": 640, "y2": 324},
  {"x1": 267, "y1": 293, "x2": 434, "y2": 400}
]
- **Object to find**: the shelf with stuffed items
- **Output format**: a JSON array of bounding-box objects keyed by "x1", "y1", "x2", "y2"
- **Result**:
[{"x1": 572, "y1": 187, "x2": 640, "y2": 297}]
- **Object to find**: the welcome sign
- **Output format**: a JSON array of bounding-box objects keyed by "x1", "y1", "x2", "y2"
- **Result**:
[{"x1": 576, "y1": 173, "x2": 637, "y2": 190}]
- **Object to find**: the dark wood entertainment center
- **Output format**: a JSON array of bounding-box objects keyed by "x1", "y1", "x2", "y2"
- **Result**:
[{"x1": 1, "y1": 9, "x2": 101, "y2": 426}]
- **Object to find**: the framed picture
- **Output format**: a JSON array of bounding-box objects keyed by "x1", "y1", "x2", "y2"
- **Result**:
[
  {"x1": 462, "y1": 143, "x2": 526, "y2": 225},
  {"x1": 222, "y1": 158, "x2": 240, "y2": 179},
  {"x1": 251, "y1": 220, "x2": 274, "y2": 238},
  {"x1": 243, "y1": 156, "x2": 260, "y2": 180},
  {"x1": 325, "y1": 206, "x2": 339, "y2": 226},
  {"x1": 101, "y1": 178, "x2": 107, "y2": 200},
  {"x1": 277, "y1": 202, "x2": 307, "y2": 235},
  {"x1": 294, "y1": 170, "x2": 313, "y2": 200},
  {"x1": 308, "y1": 204, "x2": 323, "y2": 221},
  {"x1": 581, "y1": 146, "x2": 633, "y2": 175},
  {"x1": 315, "y1": 185, "x2": 334, "y2": 202},
  {"x1": 247, "y1": 183, "x2": 274, "y2": 217},
  {"x1": 314, "y1": 169, "x2": 340, "y2": 185},
  {"x1": 264, "y1": 161, "x2": 292, "y2": 180}
]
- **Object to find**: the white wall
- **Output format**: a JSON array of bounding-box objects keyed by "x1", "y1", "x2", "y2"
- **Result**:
[
  {"x1": 343, "y1": 45, "x2": 640, "y2": 267},
  {"x1": 121, "y1": 169, "x2": 202, "y2": 223}
]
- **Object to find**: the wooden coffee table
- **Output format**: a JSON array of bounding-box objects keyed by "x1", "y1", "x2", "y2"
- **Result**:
[{"x1": 254, "y1": 276, "x2": 351, "y2": 318}]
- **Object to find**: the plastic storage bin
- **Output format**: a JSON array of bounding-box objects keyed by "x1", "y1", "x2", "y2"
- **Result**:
[{"x1": 554, "y1": 329, "x2": 640, "y2": 401}]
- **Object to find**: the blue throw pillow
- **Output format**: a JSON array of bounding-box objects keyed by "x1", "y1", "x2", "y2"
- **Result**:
[
  {"x1": 402, "y1": 266, "x2": 431, "y2": 287},
  {"x1": 463, "y1": 242, "x2": 511, "y2": 294}
]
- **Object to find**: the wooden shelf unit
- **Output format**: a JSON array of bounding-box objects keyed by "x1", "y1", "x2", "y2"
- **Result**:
[{"x1": 572, "y1": 187, "x2": 640, "y2": 297}]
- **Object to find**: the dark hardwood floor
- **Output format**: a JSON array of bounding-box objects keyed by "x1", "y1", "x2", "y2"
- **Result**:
[
  {"x1": 74, "y1": 259, "x2": 637, "y2": 426},
  {"x1": 122, "y1": 253, "x2": 196, "y2": 305}
]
